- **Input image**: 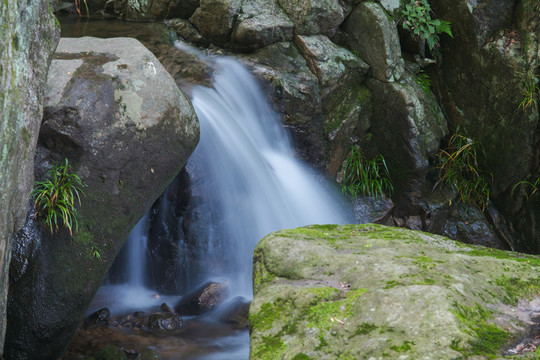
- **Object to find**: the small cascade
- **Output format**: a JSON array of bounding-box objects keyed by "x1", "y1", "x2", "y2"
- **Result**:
[
  {"x1": 104, "y1": 56, "x2": 352, "y2": 303},
  {"x1": 182, "y1": 57, "x2": 352, "y2": 297}
]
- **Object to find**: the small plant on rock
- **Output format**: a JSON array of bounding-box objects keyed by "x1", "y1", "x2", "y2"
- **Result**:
[
  {"x1": 512, "y1": 176, "x2": 540, "y2": 200},
  {"x1": 341, "y1": 146, "x2": 393, "y2": 199},
  {"x1": 32, "y1": 159, "x2": 85, "y2": 236},
  {"x1": 433, "y1": 128, "x2": 491, "y2": 210},
  {"x1": 518, "y1": 74, "x2": 539, "y2": 112},
  {"x1": 401, "y1": 0, "x2": 453, "y2": 52}
]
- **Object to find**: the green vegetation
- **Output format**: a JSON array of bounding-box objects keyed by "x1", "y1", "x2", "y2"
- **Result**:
[
  {"x1": 414, "y1": 70, "x2": 432, "y2": 97},
  {"x1": 400, "y1": 0, "x2": 453, "y2": 51},
  {"x1": 341, "y1": 146, "x2": 393, "y2": 199},
  {"x1": 75, "y1": 0, "x2": 89, "y2": 16},
  {"x1": 31, "y1": 159, "x2": 85, "y2": 235},
  {"x1": 512, "y1": 175, "x2": 540, "y2": 200},
  {"x1": 518, "y1": 74, "x2": 539, "y2": 112},
  {"x1": 433, "y1": 128, "x2": 491, "y2": 210},
  {"x1": 451, "y1": 303, "x2": 509, "y2": 358}
]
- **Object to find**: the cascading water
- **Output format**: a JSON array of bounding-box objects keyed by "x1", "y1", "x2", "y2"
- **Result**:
[
  {"x1": 184, "y1": 57, "x2": 352, "y2": 298},
  {"x1": 90, "y1": 50, "x2": 352, "y2": 359}
]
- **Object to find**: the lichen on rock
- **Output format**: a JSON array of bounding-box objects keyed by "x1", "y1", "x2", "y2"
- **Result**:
[{"x1": 250, "y1": 224, "x2": 540, "y2": 359}]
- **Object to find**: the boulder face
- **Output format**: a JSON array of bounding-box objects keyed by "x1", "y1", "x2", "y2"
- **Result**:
[
  {"x1": 250, "y1": 224, "x2": 540, "y2": 359},
  {"x1": 5, "y1": 37, "x2": 199, "y2": 360},
  {"x1": 0, "y1": 0, "x2": 59, "y2": 354},
  {"x1": 431, "y1": 0, "x2": 540, "y2": 252}
]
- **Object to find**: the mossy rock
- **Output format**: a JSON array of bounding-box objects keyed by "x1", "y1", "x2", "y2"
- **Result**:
[{"x1": 250, "y1": 224, "x2": 540, "y2": 359}]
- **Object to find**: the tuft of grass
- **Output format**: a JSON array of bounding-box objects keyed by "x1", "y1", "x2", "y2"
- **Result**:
[
  {"x1": 512, "y1": 175, "x2": 540, "y2": 200},
  {"x1": 341, "y1": 146, "x2": 393, "y2": 199},
  {"x1": 433, "y1": 127, "x2": 491, "y2": 211},
  {"x1": 31, "y1": 159, "x2": 85, "y2": 236},
  {"x1": 518, "y1": 74, "x2": 539, "y2": 112}
]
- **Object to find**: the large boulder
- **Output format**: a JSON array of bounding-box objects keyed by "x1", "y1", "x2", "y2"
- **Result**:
[
  {"x1": 251, "y1": 224, "x2": 540, "y2": 359},
  {"x1": 367, "y1": 74, "x2": 447, "y2": 198},
  {"x1": 5, "y1": 37, "x2": 199, "y2": 359},
  {"x1": 343, "y1": 2, "x2": 404, "y2": 82},
  {"x1": 189, "y1": 0, "x2": 243, "y2": 47},
  {"x1": 0, "y1": 0, "x2": 59, "y2": 354},
  {"x1": 112, "y1": 0, "x2": 198, "y2": 20},
  {"x1": 230, "y1": 0, "x2": 294, "y2": 52},
  {"x1": 276, "y1": 0, "x2": 348, "y2": 37},
  {"x1": 293, "y1": 34, "x2": 370, "y2": 175},
  {"x1": 431, "y1": 0, "x2": 540, "y2": 252}
]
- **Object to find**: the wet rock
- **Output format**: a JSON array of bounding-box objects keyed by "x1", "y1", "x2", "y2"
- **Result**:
[
  {"x1": 0, "y1": 1, "x2": 59, "y2": 353},
  {"x1": 152, "y1": 43, "x2": 213, "y2": 88},
  {"x1": 217, "y1": 296, "x2": 250, "y2": 329},
  {"x1": 174, "y1": 281, "x2": 229, "y2": 315},
  {"x1": 95, "y1": 344, "x2": 127, "y2": 360},
  {"x1": 294, "y1": 34, "x2": 368, "y2": 92},
  {"x1": 165, "y1": 19, "x2": 210, "y2": 47},
  {"x1": 239, "y1": 42, "x2": 324, "y2": 167},
  {"x1": 367, "y1": 74, "x2": 447, "y2": 195},
  {"x1": 160, "y1": 303, "x2": 174, "y2": 313},
  {"x1": 427, "y1": 202, "x2": 509, "y2": 250},
  {"x1": 147, "y1": 313, "x2": 183, "y2": 331},
  {"x1": 352, "y1": 196, "x2": 394, "y2": 225},
  {"x1": 343, "y1": 2, "x2": 404, "y2": 82},
  {"x1": 230, "y1": 0, "x2": 294, "y2": 52},
  {"x1": 432, "y1": 0, "x2": 539, "y2": 253},
  {"x1": 293, "y1": 34, "x2": 371, "y2": 174},
  {"x1": 140, "y1": 349, "x2": 162, "y2": 360},
  {"x1": 6, "y1": 37, "x2": 199, "y2": 360},
  {"x1": 276, "y1": 0, "x2": 348, "y2": 37},
  {"x1": 112, "y1": 0, "x2": 197, "y2": 20},
  {"x1": 190, "y1": 0, "x2": 243, "y2": 47},
  {"x1": 84, "y1": 308, "x2": 111, "y2": 329}
]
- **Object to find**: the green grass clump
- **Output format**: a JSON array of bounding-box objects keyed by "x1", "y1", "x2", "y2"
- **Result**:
[
  {"x1": 342, "y1": 146, "x2": 393, "y2": 199},
  {"x1": 31, "y1": 159, "x2": 85, "y2": 235},
  {"x1": 433, "y1": 127, "x2": 491, "y2": 210},
  {"x1": 518, "y1": 74, "x2": 539, "y2": 112}
]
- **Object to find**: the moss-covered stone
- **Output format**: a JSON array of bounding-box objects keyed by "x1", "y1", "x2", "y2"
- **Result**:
[{"x1": 250, "y1": 224, "x2": 540, "y2": 359}]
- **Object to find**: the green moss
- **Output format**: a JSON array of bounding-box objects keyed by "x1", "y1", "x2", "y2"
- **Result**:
[
  {"x1": 292, "y1": 354, "x2": 310, "y2": 360},
  {"x1": 314, "y1": 335, "x2": 329, "y2": 351},
  {"x1": 305, "y1": 288, "x2": 367, "y2": 329},
  {"x1": 252, "y1": 335, "x2": 285, "y2": 360},
  {"x1": 495, "y1": 276, "x2": 540, "y2": 305},
  {"x1": 390, "y1": 340, "x2": 414, "y2": 352},
  {"x1": 452, "y1": 303, "x2": 510, "y2": 358},
  {"x1": 384, "y1": 280, "x2": 404, "y2": 289},
  {"x1": 349, "y1": 322, "x2": 377, "y2": 338}
]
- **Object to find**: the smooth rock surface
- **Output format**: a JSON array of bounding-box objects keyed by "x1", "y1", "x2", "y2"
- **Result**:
[
  {"x1": 343, "y1": 2, "x2": 404, "y2": 82},
  {"x1": 250, "y1": 224, "x2": 540, "y2": 359},
  {"x1": 5, "y1": 37, "x2": 199, "y2": 360},
  {"x1": 0, "y1": 0, "x2": 59, "y2": 354}
]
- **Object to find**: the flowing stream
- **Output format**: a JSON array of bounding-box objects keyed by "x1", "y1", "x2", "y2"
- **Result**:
[{"x1": 183, "y1": 57, "x2": 352, "y2": 297}]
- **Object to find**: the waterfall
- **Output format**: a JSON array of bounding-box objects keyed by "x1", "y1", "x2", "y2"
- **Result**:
[
  {"x1": 102, "y1": 56, "x2": 352, "y2": 307},
  {"x1": 184, "y1": 57, "x2": 352, "y2": 298}
]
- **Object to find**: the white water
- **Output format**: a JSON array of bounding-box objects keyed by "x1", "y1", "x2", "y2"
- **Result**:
[
  {"x1": 97, "y1": 57, "x2": 352, "y2": 313},
  {"x1": 186, "y1": 58, "x2": 352, "y2": 297}
]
